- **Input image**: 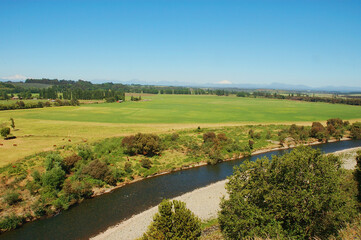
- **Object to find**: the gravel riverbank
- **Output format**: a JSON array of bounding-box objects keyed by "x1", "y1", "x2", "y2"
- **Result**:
[
  {"x1": 92, "y1": 146, "x2": 360, "y2": 240},
  {"x1": 91, "y1": 179, "x2": 228, "y2": 240}
]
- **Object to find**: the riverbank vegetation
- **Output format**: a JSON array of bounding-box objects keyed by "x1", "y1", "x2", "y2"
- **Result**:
[
  {"x1": 199, "y1": 149, "x2": 361, "y2": 240},
  {"x1": 0, "y1": 118, "x2": 360, "y2": 233}
]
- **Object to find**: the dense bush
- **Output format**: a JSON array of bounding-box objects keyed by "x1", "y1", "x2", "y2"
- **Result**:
[
  {"x1": 63, "y1": 154, "x2": 82, "y2": 171},
  {"x1": 351, "y1": 122, "x2": 361, "y2": 140},
  {"x1": 77, "y1": 144, "x2": 94, "y2": 160},
  {"x1": 142, "y1": 199, "x2": 201, "y2": 240},
  {"x1": 327, "y1": 118, "x2": 344, "y2": 129},
  {"x1": 44, "y1": 153, "x2": 64, "y2": 171},
  {"x1": 310, "y1": 122, "x2": 328, "y2": 141},
  {"x1": 0, "y1": 127, "x2": 10, "y2": 138},
  {"x1": 219, "y1": 146, "x2": 358, "y2": 239},
  {"x1": 63, "y1": 179, "x2": 93, "y2": 200},
  {"x1": 124, "y1": 162, "x2": 133, "y2": 173},
  {"x1": 42, "y1": 166, "x2": 66, "y2": 190},
  {"x1": 82, "y1": 160, "x2": 115, "y2": 185},
  {"x1": 0, "y1": 214, "x2": 23, "y2": 232},
  {"x1": 122, "y1": 133, "x2": 161, "y2": 156},
  {"x1": 141, "y1": 158, "x2": 152, "y2": 169},
  {"x1": 288, "y1": 124, "x2": 309, "y2": 141},
  {"x1": 217, "y1": 133, "x2": 227, "y2": 142},
  {"x1": 203, "y1": 132, "x2": 216, "y2": 143}
]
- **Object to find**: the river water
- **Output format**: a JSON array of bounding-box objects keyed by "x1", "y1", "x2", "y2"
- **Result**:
[{"x1": 2, "y1": 140, "x2": 361, "y2": 240}]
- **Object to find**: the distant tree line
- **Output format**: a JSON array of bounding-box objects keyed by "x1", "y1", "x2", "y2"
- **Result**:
[{"x1": 236, "y1": 90, "x2": 361, "y2": 106}]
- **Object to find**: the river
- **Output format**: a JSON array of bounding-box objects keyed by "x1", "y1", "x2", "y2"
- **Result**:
[{"x1": 2, "y1": 139, "x2": 361, "y2": 240}]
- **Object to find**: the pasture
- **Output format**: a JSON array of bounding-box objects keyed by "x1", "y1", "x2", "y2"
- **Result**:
[{"x1": 1, "y1": 94, "x2": 361, "y2": 166}]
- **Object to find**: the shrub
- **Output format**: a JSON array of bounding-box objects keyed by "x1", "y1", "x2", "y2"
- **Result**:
[
  {"x1": 310, "y1": 122, "x2": 328, "y2": 141},
  {"x1": 77, "y1": 144, "x2": 94, "y2": 160},
  {"x1": 44, "y1": 153, "x2": 64, "y2": 171},
  {"x1": 171, "y1": 133, "x2": 179, "y2": 141},
  {"x1": 82, "y1": 159, "x2": 115, "y2": 185},
  {"x1": 42, "y1": 166, "x2": 66, "y2": 189},
  {"x1": 31, "y1": 170, "x2": 42, "y2": 182},
  {"x1": 0, "y1": 127, "x2": 10, "y2": 138},
  {"x1": 0, "y1": 214, "x2": 23, "y2": 232},
  {"x1": 122, "y1": 133, "x2": 161, "y2": 156},
  {"x1": 31, "y1": 200, "x2": 47, "y2": 217},
  {"x1": 327, "y1": 118, "x2": 343, "y2": 129},
  {"x1": 207, "y1": 149, "x2": 223, "y2": 165},
  {"x1": 248, "y1": 139, "x2": 254, "y2": 150},
  {"x1": 3, "y1": 191, "x2": 21, "y2": 205},
  {"x1": 124, "y1": 162, "x2": 133, "y2": 174},
  {"x1": 219, "y1": 146, "x2": 358, "y2": 239},
  {"x1": 350, "y1": 122, "x2": 361, "y2": 140},
  {"x1": 63, "y1": 179, "x2": 93, "y2": 200},
  {"x1": 142, "y1": 199, "x2": 201, "y2": 240},
  {"x1": 63, "y1": 154, "x2": 82, "y2": 171},
  {"x1": 141, "y1": 158, "x2": 152, "y2": 169},
  {"x1": 203, "y1": 132, "x2": 216, "y2": 143},
  {"x1": 217, "y1": 133, "x2": 227, "y2": 142}
]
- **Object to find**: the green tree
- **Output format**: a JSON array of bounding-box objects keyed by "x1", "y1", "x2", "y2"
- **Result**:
[
  {"x1": 219, "y1": 146, "x2": 358, "y2": 239},
  {"x1": 122, "y1": 133, "x2": 162, "y2": 156},
  {"x1": 0, "y1": 127, "x2": 10, "y2": 138},
  {"x1": 9, "y1": 118, "x2": 15, "y2": 130},
  {"x1": 142, "y1": 199, "x2": 201, "y2": 240}
]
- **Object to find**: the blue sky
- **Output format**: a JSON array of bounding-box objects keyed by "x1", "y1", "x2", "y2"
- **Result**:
[{"x1": 0, "y1": 0, "x2": 360, "y2": 87}]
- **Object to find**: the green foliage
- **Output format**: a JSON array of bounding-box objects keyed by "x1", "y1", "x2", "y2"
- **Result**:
[
  {"x1": 310, "y1": 122, "x2": 328, "y2": 141},
  {"x1": 350, "y1": 122, "x2": 361, "y2": 140},
  {"x1": 122, "y1": 133, "x2": 162, "y2": 156},
  {"x1": 142, "y1": 199, "x2": 201, "y2": 240},
  {"x1": 44, "y1": 153, "x2": 64, "y2": 171},
  {"x1": 63, "y1": 179, "x2": 93, "y2": 200},
  {"x1": 82, "y1": 159, "x2": 115, "y2": 185},
  {"x1": 31, "y1": 200, "x2": 47, "y2": 217},
  {"x1": 10, "y1": 118, "x2": 15, "y2": 129},
  {"x1": 3, "y1": 191, "x2": 21, "y2": 205},
  {"x1": 77, "y1": 144, "x2": 94, "y2": 160},
  {"x1": 42, "y1": 166, "x2": 66, "y2": 189},
  {"x1": 124, "y1": 162, "x2": 133, "y2": 174},
  {"x1": 0, "y1": 127, "x2": 10, "y2": 138},
  {"x1": 31, "y1": 170, "x2": 42, "y2": 182},
  {"x1": 203, "y1": 132, "x2": 216, "y2": 143},
  {"x1": 63, "y1": 154, "x2": 82, "y2": 171},
  {"x1": 219, "y1": 146, "x2": 358, "y2": 239},
  {"x1": 141, "y1": 158, "x2": 152, "y2": 169},
  {"x1": 0, "y1": 214, "x2": 23, "y2": 232}
]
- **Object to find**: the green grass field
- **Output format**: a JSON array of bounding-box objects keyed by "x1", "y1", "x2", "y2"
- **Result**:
[
  {"x1": 0, "y1": 94, "x2": 361, "y2": 166},
  {"x1": 3, "y1": 95, "x2": 361, "y2": 123}
]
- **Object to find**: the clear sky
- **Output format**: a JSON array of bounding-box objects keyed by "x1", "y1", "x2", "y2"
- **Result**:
[{"x1": 0, "y1": 0, "x2": 360, "y2": 87}]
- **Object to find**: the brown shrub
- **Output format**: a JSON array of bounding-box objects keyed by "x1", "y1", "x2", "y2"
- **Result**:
[
  {"x1": 122, "y1": 133, "x2": 161, "y2": 156},
  {"x1": 63, "y1": 154, "x2": 82, "y2": 170}
]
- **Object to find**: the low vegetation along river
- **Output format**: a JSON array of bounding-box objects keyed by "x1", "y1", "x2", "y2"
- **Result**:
[{"x1": 2, "y1": 140, "x2": 361, "y2": 240}]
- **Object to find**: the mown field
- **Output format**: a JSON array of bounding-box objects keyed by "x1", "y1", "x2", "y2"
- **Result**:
[{"x1": 1, "y1": 94, "x2": 361, "y2": 166}]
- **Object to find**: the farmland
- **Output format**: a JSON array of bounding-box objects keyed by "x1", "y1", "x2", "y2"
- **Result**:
[{"x1": 1, "y1": 94, "x2": 361, "y2": 166}]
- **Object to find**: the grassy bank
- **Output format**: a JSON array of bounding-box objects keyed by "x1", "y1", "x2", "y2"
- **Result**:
[{"x1": 1, "y1": 119, "x2": 359, "y2": 233}]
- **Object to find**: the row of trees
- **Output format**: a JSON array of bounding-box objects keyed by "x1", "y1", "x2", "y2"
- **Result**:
[{"x1": 236, "y1": 90, "x2": 361, "y2": 106}]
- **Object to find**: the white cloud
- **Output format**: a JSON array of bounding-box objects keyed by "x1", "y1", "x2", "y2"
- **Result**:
[
  {"x1": 216, "y1": 80, "x2": 233, "y2": 85},
  {"x1": 1, "y1": 74, "x2": 28, "y2": 81}
]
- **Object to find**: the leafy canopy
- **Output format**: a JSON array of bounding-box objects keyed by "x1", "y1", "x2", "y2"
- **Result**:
[
  {"x1": 219, "y1": 146, "x2": 358, "y2": 239},
  {"x1": 142, "y1": 199, "x2": 201, "y2": 240}
]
